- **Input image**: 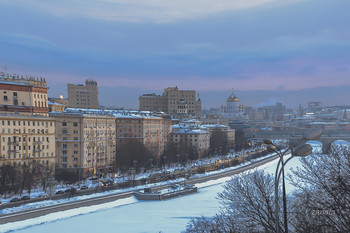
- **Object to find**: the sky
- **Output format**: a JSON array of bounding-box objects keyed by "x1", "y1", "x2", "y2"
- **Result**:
[{"x1": 0, "y1": 0, "x2": 350, "y2": 108}]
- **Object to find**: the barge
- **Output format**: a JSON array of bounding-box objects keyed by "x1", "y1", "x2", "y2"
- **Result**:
[{"x1": 133, "y1": 184, "x2": 197, "y2": 201}]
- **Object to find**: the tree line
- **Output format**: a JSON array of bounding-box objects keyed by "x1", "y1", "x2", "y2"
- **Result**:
[
  {"x1": 0, "y1": 160, "x2": 54, "y2": 198},
  {"x1": 114, "y1": 129, "x2": 248, "y2": 173}
]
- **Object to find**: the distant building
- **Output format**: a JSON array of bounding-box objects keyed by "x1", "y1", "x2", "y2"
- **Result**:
[
  {"x1": 67, "y1": 79, "x2": 99, "y2": 109},
  {"x1": 0, "y1": 72, "x2": 49, "y2": 115},
  {"x1": 139, "y1": 86, "x2": 202, "y2": 118},
  {"x1": 48, "y1": 101, "x2": 65, "y2": 113},
  {"x1": 49, "y1": 96, "x2": 68, "y2": 107},
  {"x1": 213, "y1": 89, "x2": 247, "y2": 120},
  {"x1": 48, "y1": 96, "x2": 67, "y2": 113}
]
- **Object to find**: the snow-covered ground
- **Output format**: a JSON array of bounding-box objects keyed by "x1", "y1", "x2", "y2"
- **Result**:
[{"x1": 1, "y1": 140, "x2": 348, "y2": 233}]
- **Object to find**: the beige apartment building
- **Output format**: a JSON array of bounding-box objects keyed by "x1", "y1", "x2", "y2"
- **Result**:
[
  {"x1": 0, "y1": 72, "x2": 49, "y2": 115},
  {"x1": 67, "y1": 79, "x2": 99, "y2": 109},
  {"x1": 115, "y1": 114, "x2": 172, "y2": 160},
  {"x1": 171, "y1": 127, "x2": 210, "y2": 158},
  {"x1": 0, "y1": 114, "x2": 56, "y2": 173},
  {"x1": 53, "y1": 112, "x2": 116, "y2": 178},
  {"x1": 139, "y1": 86, "x2": 202, "y2": 118}
]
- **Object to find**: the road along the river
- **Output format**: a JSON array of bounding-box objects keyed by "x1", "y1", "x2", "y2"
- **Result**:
[{"x1": 0, "y1": 154, "x2": 278, "y2": 225}]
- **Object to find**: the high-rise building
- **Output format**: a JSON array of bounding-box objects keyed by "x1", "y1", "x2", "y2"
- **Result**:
[
  {"x1": 67, "y1": 79, "x2": 99, "y2": 109},
  {"x1": 0, "y1": 72, "x2": 49, "y2": 115},
  {"x1": 139, "y1": 86, "x2": 202, "y2": 118}
]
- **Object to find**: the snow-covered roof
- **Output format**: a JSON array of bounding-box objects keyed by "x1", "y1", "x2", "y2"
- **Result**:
[
  {"x1": 63, "y1": 108, "x2": 163, "y2": 119},
  {"x1": 173, "y1": 128, "x2": 208, "y2": 134},
  {"x1": 48, "y1": 101, "x2": 64, "y2": 106}
]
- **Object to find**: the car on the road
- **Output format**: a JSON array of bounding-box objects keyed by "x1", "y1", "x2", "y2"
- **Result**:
[
  {"x1": 38, "y1": 194, "x2": 49, "y2": 198},
  {"x1": 55, "y1": 190, "x2": 65, "y2": 195},
  {"x1": 63, "y1": 188, "x2": 77, "y2": 196},
  {"x1": 10, "y1": 197, "x2": 20, "y2": 202},
  {"x1": 101, "y1": 179, "x2": 114, "y2": 186},
  {"x1": 80, "y1": 185, "x2": 89, "y2": 190},
  {"x1": 21, "y1": 196, "x2": 30, "y2": 201}
]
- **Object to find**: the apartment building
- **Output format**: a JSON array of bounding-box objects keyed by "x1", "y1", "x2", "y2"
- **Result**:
[
  {"x1": 171, "y1": 127, "x2": 210, "y2": 158},
  {"x1": 53, "y1": 112, "x2": 116, "y2": 178},
  {"x1": 67, "y1": 79, "x2": 99, "y2": 109},
  {"x1": 0, "y1": 72, "x2": 49, "y2": 115},
  {"x1": 115, "y1": 113, "x2": 172, "y2": 159},
  {"x1": 0, "y1": 114, "x2": 56, "y2": 172},
  {"x1": 139, "y1": 86, "x2": 202, "y2": 118}
]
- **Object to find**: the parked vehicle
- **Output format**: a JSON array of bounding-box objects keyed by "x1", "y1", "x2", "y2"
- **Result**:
[
  {"x1": 101, "y1": 179, "x2": 114, "y2": 186},
  {"x1": 10, "y1": 197, "x2": 20, "y2": 202},
  {"x1": 64, "y1": 188, "x2": 77, "y2": 196},
  {"x1": 80, "y1": 185, "x2": 89, "y2": 190},
  {"x1": 55, "y1": 190, "x2": 64, "y2": 195},
  {"x1": 21, "y1": 196, "x2": 30, "y2": 201}
]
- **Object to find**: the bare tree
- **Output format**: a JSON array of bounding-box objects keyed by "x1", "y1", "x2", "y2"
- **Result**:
[
  {"x1": 116, "y1": 141, "x2": 152, "y2": 173},
  {"x1": 289, "y1": 146, "x2": 350, "y2": 233},
  {"x1": 184, "y1": 170, "x2": 281, "y2": 233},
  {"x1": 210, "y1": 128, "x2": 228, "y2": 155},
  {"x1": 184, "y1": 145, "x2": 350, "y2": 233}
]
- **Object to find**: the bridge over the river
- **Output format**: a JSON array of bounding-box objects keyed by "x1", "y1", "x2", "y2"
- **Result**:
[{"x1": 247, "y1": 130, "x2": 350, "y2": 154}]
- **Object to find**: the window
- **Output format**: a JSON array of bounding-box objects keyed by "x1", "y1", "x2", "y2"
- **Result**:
[
  {"x1": 73, "y1": 122, "x2": 78, "y2": 127},
  {"x1": 62, "y1": 122, "x2": 67, "y2": 126},
  {"x1": 74, "y1": 144, "x2": 78, "y2": 148},
  {"x1": 62, "y1": 144, "x2": 67, "y2": 149},
  {"x1": 3, "y1": 96, "x2": 8, "y2": 101},
  {"x1": 74, "y1": 150, "x2": 78, "y2": 155},
  {"x1": 74, "y1": 137, "x2": 78, "y2": 140}
]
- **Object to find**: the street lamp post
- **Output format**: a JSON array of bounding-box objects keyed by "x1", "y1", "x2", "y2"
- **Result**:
[
  {"x1": 133, "y1": 160, "x2": 137, "y2": 184},
  {"x1": 162, "y1": 156, "x2": 167, "y2": 173},
  {"x1": 176, "y1": 154, "x2": 180, "y2": 167},
  {"x1": 264, "y1": 128, "x2": 322, "y2": 233}
]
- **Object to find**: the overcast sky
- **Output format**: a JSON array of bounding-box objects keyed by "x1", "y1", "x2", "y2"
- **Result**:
[{"x1": 0, "y1": 0, "x2": 349, "y2": 103}]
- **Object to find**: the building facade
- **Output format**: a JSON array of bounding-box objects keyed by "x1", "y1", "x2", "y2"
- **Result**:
[
  {"x1": 115, "y1": 114, "x2": 172, "y2": 159},
  {"x1": 67, "y1": 79, "x2": 99, "y2": 109},
  {"x1": 53, "y1": 112, "x2": 116, "y2": 178},
  {"x1": 0, "y1": 73, "x2": 49, "y2": 115},
  {"x1": 171, "y1": 127, "x2": 210, "y2": 158},
  {"x1": 0, "y1": 114, "x2": 56, "y2": 173},
  {"x1": 139, "y1": 86, "x2": 202, "y2": 118}
]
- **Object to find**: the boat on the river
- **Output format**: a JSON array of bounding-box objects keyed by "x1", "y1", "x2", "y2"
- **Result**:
[{"x1": 133, "y1": 184, "x2": 197, "y2": 201}]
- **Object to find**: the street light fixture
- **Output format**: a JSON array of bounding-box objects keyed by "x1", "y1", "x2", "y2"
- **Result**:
[
  {"x1": 162, "y1": 156, "x2": 167, "y2": 173},
  {"x1": 176, "y1": 154, "x2": 180, "y2": 167},
  {"x1": 265, "y1": 128, "x2": 322, "y2": 233},
  {"x1": 132, "y1": 160, "x2": 137, "y2": 184}
]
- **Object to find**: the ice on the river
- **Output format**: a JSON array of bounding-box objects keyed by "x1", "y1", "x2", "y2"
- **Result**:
[{"x1": 2, "y1": 140, "x2": 348, "y2": 233}]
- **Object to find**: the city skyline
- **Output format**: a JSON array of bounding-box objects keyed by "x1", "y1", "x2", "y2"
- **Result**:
[{"x1": 0, "y1": 0, "x2": 350, "y2": 99}]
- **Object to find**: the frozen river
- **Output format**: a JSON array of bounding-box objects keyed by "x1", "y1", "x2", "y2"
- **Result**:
[
  {"x1": 2, "y1": 156, "x2": 285, "y2": 233},
  {"x1": 4, "y1": 140, "x2": 347, "y2": 233}
]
